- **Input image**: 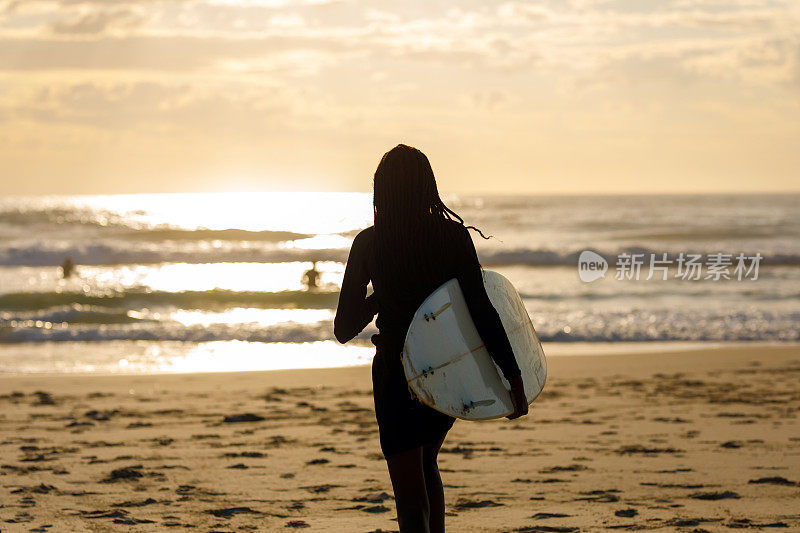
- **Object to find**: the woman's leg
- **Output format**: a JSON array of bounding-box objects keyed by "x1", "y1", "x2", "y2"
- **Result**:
[
  {"x1": 422, "y1": 433, "x2": 448, "y2": 533},
  {"x1": 386, "y1": 446, "x2": 430, "y2": 533}
]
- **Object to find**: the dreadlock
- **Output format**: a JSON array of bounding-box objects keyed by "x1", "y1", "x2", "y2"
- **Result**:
[{"x1": 371, "y1": 144, "x2": 490, "y2": 288}]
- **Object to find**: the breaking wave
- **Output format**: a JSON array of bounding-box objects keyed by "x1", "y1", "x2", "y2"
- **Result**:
[
  {"x1": 2, "y1": 242, "x2": 796, "y2": 267},
  {"x1": 0, "y1": 289, "x2": 340, "y2": 311}
]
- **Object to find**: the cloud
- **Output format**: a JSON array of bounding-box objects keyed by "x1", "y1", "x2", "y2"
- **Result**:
[
  {"x1": 2, "y1": 0, "x2": 185, "y2": 14},
  {"x1": 601, "y1": 8, "x2": 790, "y2": 32},
  {"x1": 267, "y1": 12, "x2": 304, "y2": 27},
  {"x1": 205, "y1": 0, "x2": 343, "y2": 5},
  {"x1": 461, "y1": 89, "x2": 511, "y2": 110},
  {"x1": 3, "y1": 80, "x2": 300, "y2": 132},
  {"x1": 0, "y1": 34, "x2": 354, "y2": 71},
  {"x1": 50, "y1": 7, "x2": 148, "y2": 34},
  {"x1": 497, "y1": 2, "x2": 554, "y2": 24}
]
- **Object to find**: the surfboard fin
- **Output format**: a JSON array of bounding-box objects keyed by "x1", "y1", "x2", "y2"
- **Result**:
[
  {"x1": 461, "y1": 398, "x2": 496, "y2": 414},
  {"x1": 423, "y1": 302, "x2": 452, "y2": 322}
]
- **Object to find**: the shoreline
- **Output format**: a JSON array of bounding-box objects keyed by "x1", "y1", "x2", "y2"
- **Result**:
[
  {"x1": 1, "y1": 341, "x2": 798, "y2": 379},
  {"x1": 2, "y1": 345, "x2": 797, "y2": 390}
]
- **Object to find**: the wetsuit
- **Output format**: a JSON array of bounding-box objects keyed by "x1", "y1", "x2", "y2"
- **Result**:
[{"x1": 334, "y1": 220, "x2": 521, "y2": 459}]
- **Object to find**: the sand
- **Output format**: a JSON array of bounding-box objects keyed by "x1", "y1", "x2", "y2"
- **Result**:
[{"x1": 1, "y1": 345, "x2": 799, "y2": 532}]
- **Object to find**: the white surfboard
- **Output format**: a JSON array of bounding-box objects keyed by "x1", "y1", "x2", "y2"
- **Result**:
[{"x1": 401, "y1": 270, "x2": 547, "y2": 421}]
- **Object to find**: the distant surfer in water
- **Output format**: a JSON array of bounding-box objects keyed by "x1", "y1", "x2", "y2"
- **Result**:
[
  {"x1": 335, "y1": 144, "x2": 527, "y2": 532},
  {"x1": 302, "y1": 261, "x2": 320, "y2": 290},
  {"x1": 61, "y1": 257, "x2": 75, "y2": 279}
]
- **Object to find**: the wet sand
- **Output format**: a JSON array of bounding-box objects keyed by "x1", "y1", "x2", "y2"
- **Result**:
[{"x1": 1, "y1": 345, "x2": 799, "y2": 532}]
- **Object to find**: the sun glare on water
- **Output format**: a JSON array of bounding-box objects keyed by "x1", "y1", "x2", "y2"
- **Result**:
[{"x1": 71, "y1": 192, "x2": 373, "y2": 234}]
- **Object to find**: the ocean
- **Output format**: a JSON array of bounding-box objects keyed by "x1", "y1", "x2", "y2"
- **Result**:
[{"x1": 1, "y1": 192, "x2": 798, "y2": 374}]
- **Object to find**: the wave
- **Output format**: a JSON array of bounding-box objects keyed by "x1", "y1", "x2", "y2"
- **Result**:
[
  {"x1": 0, "y1": 321, "x2": 345, "y2": 344},
  {"x1": 1, "y1": 308, "x2": 797, "y2": 343},
  {"x1": 0, "y1": 207, "x2": 116, "y2": 227},
  {"x1": 1, "y1": 305, "x2": 149, "y2": 325},
  {"x1": 122, "y1": 228, "x2": 309, "y2": 242},
  {"x1": 0, "y1": 289, "x2": 340, "y2": 311},
  {"x1": 481, "y1": 249, "x2": 799, "y2": 267},
  {"x1": 0, "y1": 243, "x2": 349, "y2": 266},
  {"x1": 0, "y1": 208, "x2": 309, "y2": 240},
  {"x1": 532, "y1": 309, "x2": 800, "y2": 343},
  {"x1": 2, "y1": 242, "x2": 797, "y2": 267},
  {"x1": 0, "y1": 210, "x2": 312, "y2": 249},
  {"x1": 517, "y1": 290, "x2": 800, "y2": 302}
]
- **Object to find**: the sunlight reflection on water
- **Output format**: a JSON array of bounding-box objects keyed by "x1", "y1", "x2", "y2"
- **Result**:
[
  {"x1": 0, "y1": 340, "x2": 374, "y2": 374},
  {"x1": 27, "y1": 191, "x2": 374, "y2": 234}
]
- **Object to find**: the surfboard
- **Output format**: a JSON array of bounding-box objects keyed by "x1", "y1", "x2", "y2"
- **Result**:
[{"x1": 401, "y1": 270, "x2": 547, "y2": 421}]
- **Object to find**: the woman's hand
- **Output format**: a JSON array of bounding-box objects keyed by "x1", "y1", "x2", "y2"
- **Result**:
[{"x1": 506, "y1": 374, "x2": 528, "y2": 420}]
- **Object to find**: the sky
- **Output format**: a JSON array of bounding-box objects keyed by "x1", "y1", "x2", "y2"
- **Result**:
[{"x1": 0, "y1": 0, "x2": 798, "y2": 195}]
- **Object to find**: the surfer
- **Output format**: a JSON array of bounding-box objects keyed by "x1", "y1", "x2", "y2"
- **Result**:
[
  {"x1": 334, "y1": 144, "x2": 527, "y2": 533},
  {"x1": 61, "y1": 257, "x2": 75, "y2": 279},
  {"x1": 302, "y1": 261, "x2": 320, "y2": 290}
]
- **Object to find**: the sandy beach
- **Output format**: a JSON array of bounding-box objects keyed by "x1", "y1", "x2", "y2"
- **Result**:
[{"x1": 1, "y1": 345, "x2": 798, "y2": 532}]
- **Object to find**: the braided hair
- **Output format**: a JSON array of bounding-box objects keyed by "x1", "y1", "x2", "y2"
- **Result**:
[{"x1": 371, "y1": 144, "x2": 490, "y2": 287}]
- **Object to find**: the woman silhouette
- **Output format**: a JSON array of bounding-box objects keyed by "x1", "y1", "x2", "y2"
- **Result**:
[{"x1": 334, "y1": 144, "x2": 528, "y2": 532}]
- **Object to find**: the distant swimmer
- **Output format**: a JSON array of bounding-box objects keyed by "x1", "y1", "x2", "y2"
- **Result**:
[
  {"x1": 61, "y1": 257, "x2": 75, "y2": 279},
  {"x1": 302, "y1": 261, "x2": 320, "y2": 290}
]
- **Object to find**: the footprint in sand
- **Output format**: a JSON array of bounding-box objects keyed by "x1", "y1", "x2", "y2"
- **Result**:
[
  {"x1": 749, "y1": 476, "x2": 797, "y2": 486},
  {"x1": 641, "y1": 482, "x2": 705, "y2": 489},
  {"x1": 361, "y1": 505, "x2": 390, "y2": 513},
  {"x1": 300, "y1": 484, "x2": 342, "y2": 494},
  {"x1": 222, "y1": 413, "x2": 265, "y2": 423},
  {"x1": 266, "y1": 435, "x2": 295, "y2": 447},
  {"x1": 720, "y1": 440, "x2": 744, "y2": 448},
  {"x1": 32, "y1": 391, "x2": 56, "y2": 406},
  {"x1": 514, "y1": 526, "x2": 578, "y2": 532},
  {"x1": 531, "y1": 512, "x2": 571, "y2": 519},
  {"x1": 615, "y1": 445, "x2": 683, "y2": 455},
  {"x1": 112, "y1": 517, "x2": 156, "y2": 525},
  {"x1": 538, "y1": 464, "x2": 589, "y2": 474},
  {"x1": 726, "y1": 519, "x2": 790, "y2": 528},
  {"x1": 110, "y1": 497, "x2": 159, "y2": 507},
  {"x1": 353, "y1": 492, "x2": 392, "y2": 504},
  {"x1": 11, "y1": 483, "x2": 58, "y2": 495},
  {"x1": 205, "y1": 507, "x2": 260, "y2": 518},
  {"x1": 689, "y1": 490, "x2": 740, "y2": 500},
  {"x1": 102, "y1": 465, "x2": 144, "y2": 483},
  {"x1": 453, "y1": 498, "x2": 503, "y2": 510},
  {"x1": 574, "y1": 489, "x2": 621, "y2": 503},
  {"x1": 222, "y1": 451, "x2": 266, "y2": 458}
]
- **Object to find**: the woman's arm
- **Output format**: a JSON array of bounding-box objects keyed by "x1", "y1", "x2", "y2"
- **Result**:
[
  {"x1": 456, "y1": 227, "x2": 527, "y2": 418},
  {"x1": 455, "y1": 227, "x2": 522, "y2": 381},
  {"x1": 334, "y1": 229, "x2": 378, "y2": 344}
]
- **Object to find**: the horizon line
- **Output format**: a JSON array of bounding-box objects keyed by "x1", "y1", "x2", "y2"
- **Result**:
[{"x1": 3, "y1": 189, "x2": 800, "y2": 198}]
